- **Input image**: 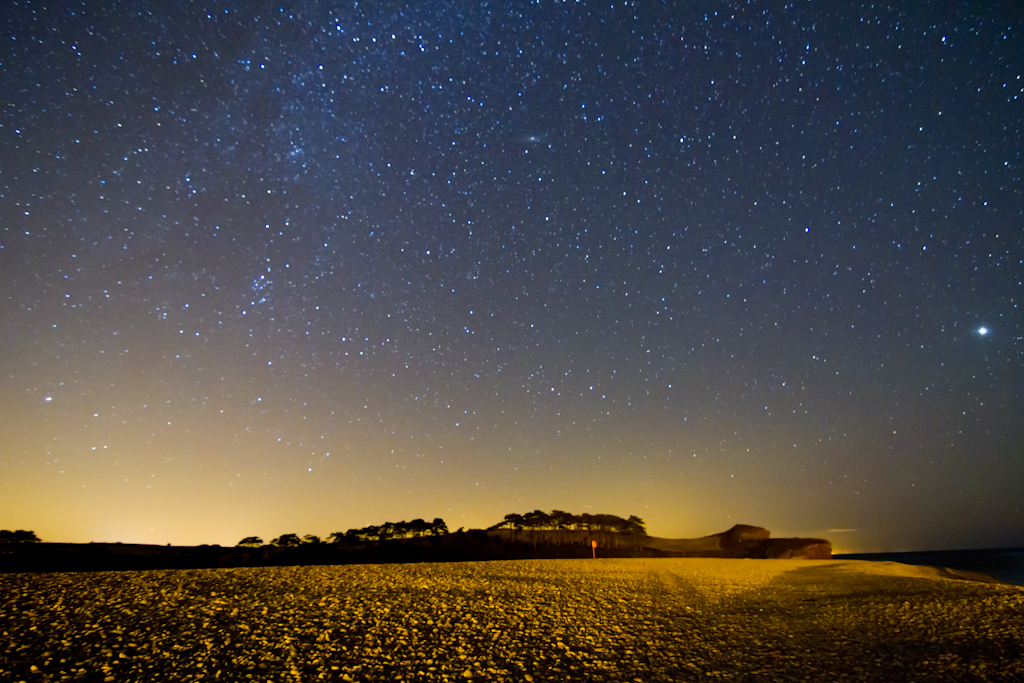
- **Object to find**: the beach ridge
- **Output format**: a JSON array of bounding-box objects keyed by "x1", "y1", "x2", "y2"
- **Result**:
[{"x1": 2, "y1": 557, "x2": 1021, "y2": 681}]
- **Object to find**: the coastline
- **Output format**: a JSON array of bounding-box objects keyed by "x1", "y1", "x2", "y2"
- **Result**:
[{"x1": 835, "y1": 547, "x2": 1024, "y2": 588}]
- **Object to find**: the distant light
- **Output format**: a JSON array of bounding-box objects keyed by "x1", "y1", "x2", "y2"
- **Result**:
[
  {"x1": 44, "y1": 396, "x2": 52, "y2": 402},
  {"x1": 978, "y1": 327, "x2": 988, "y2": 336}
]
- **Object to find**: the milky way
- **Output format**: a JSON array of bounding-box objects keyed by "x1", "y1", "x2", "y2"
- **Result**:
[{"x1": 2, "y1": 2, "x2": 1021, "y2": 551}]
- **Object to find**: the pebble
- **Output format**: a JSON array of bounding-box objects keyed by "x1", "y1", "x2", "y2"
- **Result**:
[{"x1": 0, "y1": 558, "x2": 1021, "y2": 681}]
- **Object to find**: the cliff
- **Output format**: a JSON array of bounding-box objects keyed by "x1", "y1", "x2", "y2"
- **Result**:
[{"x1": 645, "y1": 524, "x2": 832, "y2": 560}]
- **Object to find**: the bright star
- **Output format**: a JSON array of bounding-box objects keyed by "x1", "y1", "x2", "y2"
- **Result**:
[{"x1": 978, "y1": 327, "x2": 988, "y2": 336}]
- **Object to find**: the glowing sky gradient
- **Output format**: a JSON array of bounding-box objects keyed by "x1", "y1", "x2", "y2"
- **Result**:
[{"x1": 2, "y1": 2, "x2": 1022, "y2": 552}]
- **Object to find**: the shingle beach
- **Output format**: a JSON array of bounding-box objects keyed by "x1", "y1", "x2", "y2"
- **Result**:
[{"x1": 2, "y1": 558, "x2": 1021, "y2": 682}]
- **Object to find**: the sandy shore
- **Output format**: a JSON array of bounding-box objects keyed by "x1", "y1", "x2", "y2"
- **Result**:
[{"x1": 1, "y1": 558, "x2": 1021, "y2": 682}]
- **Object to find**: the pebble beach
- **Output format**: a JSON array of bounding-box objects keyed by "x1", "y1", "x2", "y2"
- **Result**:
[{"x1": 2, "y1": 558, "x2": 1022, "y2": 682}]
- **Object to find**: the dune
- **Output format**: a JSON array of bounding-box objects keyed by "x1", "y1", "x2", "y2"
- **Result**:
[{"x1": 1, "y1": 558, "x2": 1020, "y2": 681}]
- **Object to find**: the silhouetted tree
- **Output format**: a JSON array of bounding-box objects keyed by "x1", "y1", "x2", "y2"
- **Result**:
[
  {"x1": 328, "y1": 518, "x2": 450, "y2": 544},
  {"x1": 550, "y1": 510, "x2": 572, "y2": 530},
  {"x1": 0, "y1": 529, "x2": 41, "y2": 543},
  {"x1": 523, "y1": 510, "x2": 552, "y2": 530},
  {"x1": 506, "y1": 513, "x2": 525, "y2": 530},
  {"x1": 594, "y1": 513, "x2": 623, "y2": 533},
  {"x1": 303, "y1": 534, "x2": 322, "y2": 544},
  {"x1": 486, "y1": 510, "x2": 648, "y2": 540},
  {"x1": 627, "y1": 515, "x2": 647, "y2": 536},
  {"x1": 236, "y1": 536, "x2": 263, "y2": 548},
  {"x1": 549, "y1": 510, "x2": 573, "y2": 543},
  {"x1": 271, "y1": 533, "x2": 302, "y2": 547},
  {"x1": 486, "y1": 513, "x2": 526, "y2": 540}
]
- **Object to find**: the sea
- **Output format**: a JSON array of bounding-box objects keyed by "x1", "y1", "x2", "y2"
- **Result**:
[{"x1": 833, "y1": 547, "x2": 1024, "y2": 587}]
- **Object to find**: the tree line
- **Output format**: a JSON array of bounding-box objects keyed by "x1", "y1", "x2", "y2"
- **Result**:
[
  {"x1": 236, "y1": 510, "x2": 646, "y2": 548},
  {"x1": 0, "y1": 529, "x2": 41, "y2": 543},
  {"x1": 237, "y1": 518, "x2": 450, "y2": 548},
  {"x1": 487, "y1": 510, "x2": 646, "y2": 536}
]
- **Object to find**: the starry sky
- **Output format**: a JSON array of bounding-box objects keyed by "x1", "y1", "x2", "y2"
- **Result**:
[{"x1": 2, "y1": 1, "x2": 1022, "y2": 552}]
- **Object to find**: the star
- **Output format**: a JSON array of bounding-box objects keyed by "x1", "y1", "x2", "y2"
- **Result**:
[{"x1": 2, "y1": 1, "x2": 1022, "y2": 552}]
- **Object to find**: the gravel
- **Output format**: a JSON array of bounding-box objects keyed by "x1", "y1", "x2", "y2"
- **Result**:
[{"x1": 1, "y1": 558, "x2": 1022, "y2": 682}]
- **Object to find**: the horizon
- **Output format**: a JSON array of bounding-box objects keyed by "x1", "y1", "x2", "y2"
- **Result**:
[
  {"x1": 13, "y1": 534, "x2": 1024, "y2": 557},
  {"x1": 8, "y1": 517, "x2": 1023, "y2": 556},
  {"x1": 3, "y1": 3, "x2": 1022, "y2": 557}
]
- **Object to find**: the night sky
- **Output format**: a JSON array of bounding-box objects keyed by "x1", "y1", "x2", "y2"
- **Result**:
[{"x1": 2, "y1": 1, "x2": 1022, "y2": 552}]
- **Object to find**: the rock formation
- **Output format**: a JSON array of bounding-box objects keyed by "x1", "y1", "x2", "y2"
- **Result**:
[{"x1": 644, "y1": 524, "x2": 832, "y2": 560}]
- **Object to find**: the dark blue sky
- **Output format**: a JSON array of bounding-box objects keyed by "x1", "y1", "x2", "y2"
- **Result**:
[{"x1": 2, "y1": 1, "x2": 1021, "y2": 550}]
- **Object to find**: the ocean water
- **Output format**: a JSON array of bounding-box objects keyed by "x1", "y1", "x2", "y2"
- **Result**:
[{"x1": 834, "y1": 547, "x2": 1024, "y2": 587}]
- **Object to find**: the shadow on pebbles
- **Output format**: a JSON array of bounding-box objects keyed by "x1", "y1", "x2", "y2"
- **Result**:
[{"x1": 2, "y1": 558, "x2": 1022, "y2": 682}]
